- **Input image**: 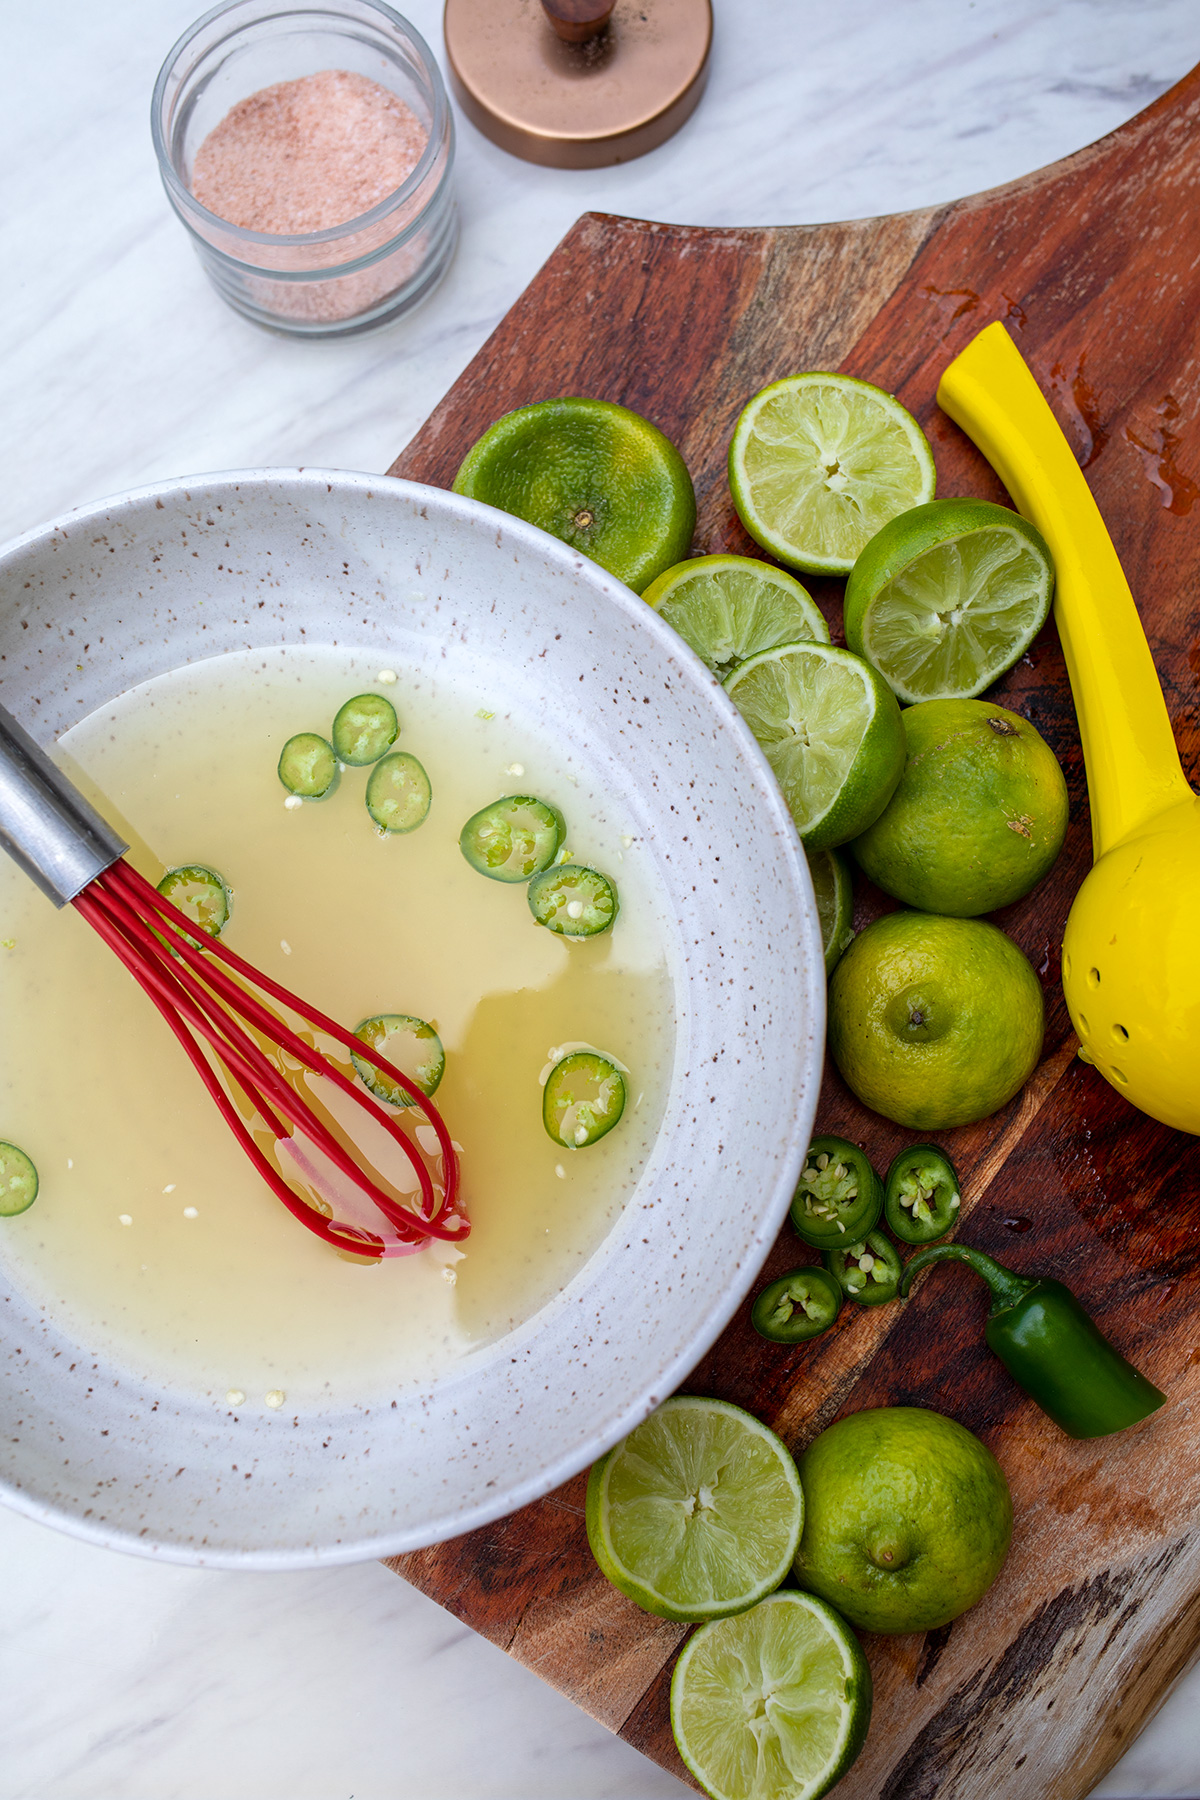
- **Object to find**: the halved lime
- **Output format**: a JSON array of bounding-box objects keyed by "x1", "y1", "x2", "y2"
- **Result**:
[
  {"x1": 670, "y1": 1591, "x2": 873, "y2": 1800},
  {"x1": 844, "y1": 498, "x2": 1054, "y2": 702},
  {"x1": 807, "y1": 848, "x2": 854, "y2": 975},
  {"x1": 452, "y1": 396, "x2": 695, "y2": 594},
  {"x1": 725, "y1": 642, "x2": 905, "y2": 850},
  {"x1": 643, "y1": 554, "x2": 829, "y2": 680},
  {"x1": 729, "y1": 373, "x2": 935, "y2": 575},
  {"x1": 586, "y1": 1396, "x2": 804, "y2": 1622}
]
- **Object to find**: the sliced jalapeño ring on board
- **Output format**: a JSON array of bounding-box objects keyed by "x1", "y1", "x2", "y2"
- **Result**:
[
  {"x1": 331, "y1": 693, "x2": 399, "y2": 766},
  {"x1": 0, "y1": 1142, "x2": 39, "y2": 1217},
  {"x1": 527, "y1": 863, "x2": 618, "y2": 936},
  {"x1": 752, "y1": 1266, "x2": 843, "y2": 1344},
  {"x1": 543, "y1": 1050, "x2": 625, "y2": 1148},
  {"x1": 790, "y1": 1135, "x2": 883, "y2": 1249},
  {"x1": 884, "y1": 1143, "x2": 962, "y2": 1244},
  {"x1": 460, "y1": 794, "x2": 566, "y2": 882},
  {"x1": 278, "y1": 732, "x2": 338, "y2": 798},
  {"x1": 352, "y1": 1014, "x2": 445, "y2": 1107},
  {"x1": 824, "y1": 1230, "x2": 903, "y2": 1306},
  {"x1": 365, "y1": 752, "x2": 432, "y2": 834}
]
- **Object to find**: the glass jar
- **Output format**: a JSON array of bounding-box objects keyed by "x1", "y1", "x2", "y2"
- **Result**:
[{"x1": 152, "y1": 0, "x2": 457, "y2": 338}]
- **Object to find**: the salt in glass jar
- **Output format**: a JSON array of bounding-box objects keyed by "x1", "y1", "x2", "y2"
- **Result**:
[{"x1": 152, "y1": 0, "x2": 457, "y2": 338}]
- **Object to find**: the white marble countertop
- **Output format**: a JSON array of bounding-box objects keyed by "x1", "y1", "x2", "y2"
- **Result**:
[{"x1": 4, "y1": 2, "x2": 1200, "y2": 1795}]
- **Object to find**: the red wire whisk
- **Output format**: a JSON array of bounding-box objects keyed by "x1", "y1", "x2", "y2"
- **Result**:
[{"x1": 0, "y1": 701, "x2": 464, "y2": 1259}]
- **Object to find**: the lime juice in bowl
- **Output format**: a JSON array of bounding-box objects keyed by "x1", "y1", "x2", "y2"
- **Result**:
[{"x1": 0, "y1": 470, "x2": 825, "y2": 1563}]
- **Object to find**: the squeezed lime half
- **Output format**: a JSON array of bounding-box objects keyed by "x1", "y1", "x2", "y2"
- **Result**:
[
  {"x1": 643, "y1": 553, "x2": 828, "y2": 679},
  {"x1": 670, "y1": 1590, "x2": 873, "y2": 1800},
  {"x1": 844, "y1": 498, "x2": 1054, "y2": 703},
  {"x1": 725, "y1": 641, "x2": 905, "y2": 850}
]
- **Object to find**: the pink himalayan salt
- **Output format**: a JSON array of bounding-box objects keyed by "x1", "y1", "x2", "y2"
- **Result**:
[{"x1": 191, "y1": 69, "x2": 427, "y2": 235}]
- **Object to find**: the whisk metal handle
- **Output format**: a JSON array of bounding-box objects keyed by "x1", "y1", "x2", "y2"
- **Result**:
[{"x1": 0, "y1": 700, "x2": 127, "y2": 906}]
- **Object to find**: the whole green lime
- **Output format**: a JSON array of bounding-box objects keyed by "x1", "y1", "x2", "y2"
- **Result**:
[
  {"x1": 452, "y1": 396, "x2": 695, "y2": 594},
  {"x1": 827, "y1": 910, "x2": 1043, "y2": 1128},
  {"x1": 850, "y1": 698, "x2": 1068, "y2": 915},
  {"x1": 794, "y1": 1406, "x2": 1012, "y2": 1634}
]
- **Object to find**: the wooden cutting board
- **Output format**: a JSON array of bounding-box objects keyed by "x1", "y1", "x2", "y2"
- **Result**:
[{"x1": 384, "y1": 60, "x2": 1200, "y2": 1800}]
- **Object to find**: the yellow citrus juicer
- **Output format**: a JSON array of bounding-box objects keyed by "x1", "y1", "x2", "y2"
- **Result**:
[{"x1": 938, "y1": 320, "x2": 1200, "y2": 1135}]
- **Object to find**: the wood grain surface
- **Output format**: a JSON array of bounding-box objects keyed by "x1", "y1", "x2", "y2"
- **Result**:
[{"x1": 384, "y1": 60, "x2": 1200, "y2": 1799}]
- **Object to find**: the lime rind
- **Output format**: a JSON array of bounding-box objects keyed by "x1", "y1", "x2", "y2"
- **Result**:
[
  {"x1": 452, "y1": 396, "x2": 696, "y2": 595},
  {"x1": 806, "y1": 848, "x2": 854, "y2": 975},
  {"x1": 586, "y1": 1396, "x2": 804, "y2": 1622},
  {"x1": 670, "y1": 1591, "x2": 873, "y2": 1800},
  {"x1": 826, "y1": 911, "x2": 1045, "y2": 1130},
  {"x1": 729, "y1": 373, "x2": 935, "y2": 576},
  {"x1": 643, "y1": 554, "x2": 829, "y2": 679},
  {"x1": 724, "y1": 641, "x2": 905, "y2": 851},
  {"x1": 845, "y1": 500, "x2": 1054, "y2": 703},
  {"x1": 793, "y1": 1407, "x2": 1013, "y2": 1635}
]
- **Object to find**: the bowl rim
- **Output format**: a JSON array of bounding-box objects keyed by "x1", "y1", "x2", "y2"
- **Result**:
[{"x1": 0, "y1": 468, "x2": 826, "y2": 1566}]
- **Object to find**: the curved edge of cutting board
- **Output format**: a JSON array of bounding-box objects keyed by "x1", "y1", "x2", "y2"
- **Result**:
[
  {"x1": 389, "y1": 55, "x2": 1200, "y2": 503},
  {"x1": 386, "y1": 54, "x2": 1200, "y2": 1800}
]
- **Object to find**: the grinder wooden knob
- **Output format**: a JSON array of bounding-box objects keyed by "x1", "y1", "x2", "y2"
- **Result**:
[
  {"x1": 443, "y1": 0, "x2": 712, "y2": 169},
  {"x1": 541, "y1": 0, "x2": 615, "y2": 43}
]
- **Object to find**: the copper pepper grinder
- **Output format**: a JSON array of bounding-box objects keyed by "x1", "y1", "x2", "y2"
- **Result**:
[{"x1": 443, "y1": 0, "x2": 712, "y2": 169}]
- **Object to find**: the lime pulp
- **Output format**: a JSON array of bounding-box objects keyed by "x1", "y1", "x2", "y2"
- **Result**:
[
  {"x1": 643, "y1": 553, "x2": 828, "y2": 679},
  {"x1": 670, "y1": 1590, "x2": 873, "y2": 1800},
  {"x1": 724, "y1": 641, "x2": 905, "y2": 850},
  {"x1": 729, "y1": 372, "x2": 935, "y2": 575},
  {"x1": 844, "y1": 498, "x2": 1054, "y2": 703},
  {"x1": 586, "y1": 1396, "x2": 804, "y2": 1621}
]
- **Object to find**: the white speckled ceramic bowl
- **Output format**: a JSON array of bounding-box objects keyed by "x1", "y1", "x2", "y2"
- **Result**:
[{"x1": 0, "y1": 472, "x2": 824, "y2": 1566}]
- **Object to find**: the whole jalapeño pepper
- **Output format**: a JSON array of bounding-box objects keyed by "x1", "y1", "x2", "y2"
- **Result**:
[{"x1": 900, "y1": 1244, "x2": 1166, "y2": 1440}]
